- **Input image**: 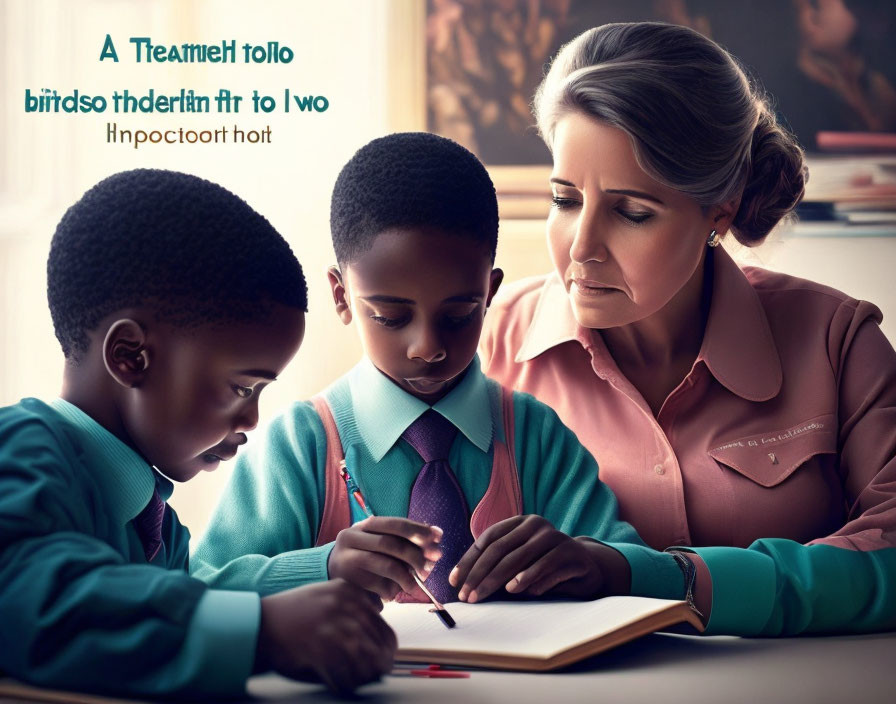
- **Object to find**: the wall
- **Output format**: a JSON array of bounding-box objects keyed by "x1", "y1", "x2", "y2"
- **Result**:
[{"x1": 0, "y1": 0, "x2": 422, "y2": 535}]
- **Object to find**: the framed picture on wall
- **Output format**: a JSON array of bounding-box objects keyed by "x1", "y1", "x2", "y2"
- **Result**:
[{"x1": 422, "y1": 0, "x2": 896, "y2": 217}]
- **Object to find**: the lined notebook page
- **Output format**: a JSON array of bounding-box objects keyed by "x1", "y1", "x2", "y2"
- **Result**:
[{"x1": 383, "y1": 596, "x2": 682, "y2": 658}]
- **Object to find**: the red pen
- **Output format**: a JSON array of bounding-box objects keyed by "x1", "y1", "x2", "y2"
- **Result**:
[{"x1": 392, "y1": 664, "x2": 470, "y2": 679}]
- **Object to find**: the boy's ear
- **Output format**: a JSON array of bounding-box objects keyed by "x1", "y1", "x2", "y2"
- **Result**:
[
  {"x1": 327, "y1": 265, "x2": 353, "y2": 325},
  {"x1": 102, "y1": 319, "x2": 150, "y2": 388},
  {"x1": 485, "y1": 268, "x2": 504, "y2": 308}
]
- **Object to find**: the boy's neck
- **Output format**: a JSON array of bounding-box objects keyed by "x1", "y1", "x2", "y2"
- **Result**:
[{"x1": 61, "y1": 357, "x2": 135, "y2": 452}]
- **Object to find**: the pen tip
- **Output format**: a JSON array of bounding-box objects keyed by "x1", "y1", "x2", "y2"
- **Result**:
[{"x1": 437, "y1": 608, "x2": 456, "y2": 629}]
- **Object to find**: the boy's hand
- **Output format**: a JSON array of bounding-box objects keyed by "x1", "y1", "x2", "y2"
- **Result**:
[
  {"x1": 328, "y1": 517, "x2": 443, "y2": 600},
  {"x1": 448, "y1": 515, "x2": 631, "y2": 602},
  {"x1": 255, "y1": 579, "x2": 396, "y2": 694}
]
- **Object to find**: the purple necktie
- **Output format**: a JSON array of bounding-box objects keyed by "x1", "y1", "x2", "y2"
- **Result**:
[
  {"x1": 403, "y1": 410, "x2": 473, "y2": 602},
  {"x1": 133, "y1": 488, "x2": 165, "y2": 562}
]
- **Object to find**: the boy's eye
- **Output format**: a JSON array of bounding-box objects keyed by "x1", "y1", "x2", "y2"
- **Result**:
[
  {"x1": 231, "y1": 384, "x2": 254, "y2": 399},
  {"x1": 370, "y1": 314, "x2": 410, "y2": 329},
  {"x1": 442, "y1": 311, "x2": 478, "y2": 329}
]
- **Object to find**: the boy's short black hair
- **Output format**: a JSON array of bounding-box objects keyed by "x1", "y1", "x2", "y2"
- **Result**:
[
  {"x1": 48, "y1": 169, "x2": 308, "y2": 361},
  {"x1": 330, "y1": 132, "x2": 498, "y2": 264}
]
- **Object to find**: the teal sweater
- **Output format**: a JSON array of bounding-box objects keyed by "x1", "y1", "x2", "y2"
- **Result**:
[
  {"x1": 0, "y1": 399, "x2": 258, "y2": 698},
  {"x1": 193, "y1": 357, "x2": 686, "y2": 602}
]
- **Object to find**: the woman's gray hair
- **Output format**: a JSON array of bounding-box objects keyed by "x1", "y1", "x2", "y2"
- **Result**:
[{"x1": 534, "y1": 22, "x2": 806, "y2": 245}]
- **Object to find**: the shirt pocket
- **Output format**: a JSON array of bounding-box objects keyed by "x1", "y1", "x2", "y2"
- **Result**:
[{"x1": 707, "y1": 414, "x2": 837, "y2": 487}]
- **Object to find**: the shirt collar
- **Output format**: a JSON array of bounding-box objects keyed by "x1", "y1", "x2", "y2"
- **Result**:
[
  {"x1": 515, "y1": 247, "x2": 782, "y2": 401},
  {"x1": 698, "y1": 246, "x2": 782, "y2": 401},
  {"x1": 348, "y1": 355, "x2": 494, "y2": 463},
  {"x1": 515, "y1": 271, "x2": 582, "y2": 363},
  {"x1": 50, "y1": 398, "x2": 170, "y2": 524}
]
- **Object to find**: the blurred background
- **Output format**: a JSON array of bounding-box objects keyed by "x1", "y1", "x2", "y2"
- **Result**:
[{"x1": 2, "y1": 0, "x2": 894, "y2": 539}]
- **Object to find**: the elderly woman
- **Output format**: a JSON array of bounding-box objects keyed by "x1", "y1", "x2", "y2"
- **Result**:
[{"x1": 481, "y1": 22, "x2": 896, "y2": 636}]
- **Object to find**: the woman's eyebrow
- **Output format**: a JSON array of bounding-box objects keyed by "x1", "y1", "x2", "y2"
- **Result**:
[
  {"x1": 604, "y1": 188, "x2": 665, "y2": 206},
  {"x1": 552, "y1": 177, "x2": 665, "y2": 206}
]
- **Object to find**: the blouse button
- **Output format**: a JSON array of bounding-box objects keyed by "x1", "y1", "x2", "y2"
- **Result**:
[{"x1": 654, "y1": 464, "x2": 665, "y2": 475}]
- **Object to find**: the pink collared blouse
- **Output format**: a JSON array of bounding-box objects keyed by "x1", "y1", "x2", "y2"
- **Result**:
[{"x1": 481, "y1": 246, "x2": 896, "y2": 634}]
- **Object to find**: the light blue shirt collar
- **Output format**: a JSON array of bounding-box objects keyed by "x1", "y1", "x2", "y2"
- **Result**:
[
  {"x1": 50, "y1": 398, "x2": 170, "y2": 524},
  {"x1": 348, "y1": 356, "x2": 494, "y2": 462}
]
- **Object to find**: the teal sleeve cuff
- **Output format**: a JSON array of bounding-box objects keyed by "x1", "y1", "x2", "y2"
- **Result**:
[
  {"x1": 180, "y1": 589, "x2": 261, "y2": 696},
  {"x1": 605, "y1": 542, "x2": 685, "y2": 600},
  {"x1": 688, "y1": 546, "x2": 776, "y2": 635},
  {"x1": 258, "y1": 543, "x2": 334, "y2": 595}
]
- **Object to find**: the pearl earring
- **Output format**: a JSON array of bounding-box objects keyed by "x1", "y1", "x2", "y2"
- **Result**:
[{"x1": 706, "y1": 229, "x2": 720, "y2": 248}]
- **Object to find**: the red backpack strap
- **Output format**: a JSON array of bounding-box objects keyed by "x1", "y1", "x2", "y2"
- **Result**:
[
  {"x1": 469, "y1": 385, "x2": 523, "y2": 538},
  {"x1": 310, "y1": 395, "x2": 351, "y2": 546}
]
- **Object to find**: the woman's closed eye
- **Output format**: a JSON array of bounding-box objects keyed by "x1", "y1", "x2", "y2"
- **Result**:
[
  {"x1": 551, "y1": 195, "x2": 580, "y2": 210},
  {"x1": 552, "y1": 193, "x2": 654, "y2": 225},
  {"x1": 617, "y1": 208, "x2": 653, "y2": 225}
]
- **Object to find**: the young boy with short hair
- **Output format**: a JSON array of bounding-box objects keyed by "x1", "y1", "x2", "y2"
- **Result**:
[
  {"x1": 193, "y1": 134, "x2": 688, "y2": 607},
  {"x1": 0, "y1": 169, "x2": 395, "y2": 699}
]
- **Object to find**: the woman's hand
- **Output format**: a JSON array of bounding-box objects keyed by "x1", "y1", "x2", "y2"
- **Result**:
[
  {"x1": 448, "y1": 514, "x2": 631, "y2": 602},
  {"x1": 328, "y1": 516, "x2": 443, "y2": 600}
]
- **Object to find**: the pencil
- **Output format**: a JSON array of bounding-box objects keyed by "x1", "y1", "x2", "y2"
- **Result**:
[{"x1": 339, "y1": 460, "x2": 457, "y2": 629}]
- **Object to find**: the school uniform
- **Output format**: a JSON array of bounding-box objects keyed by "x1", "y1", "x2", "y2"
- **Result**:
[
  {"x1": 480, "y1": 245, "x2": 896, "y2": 636},
  {"x1": 193, "y1": 356, "x2": 686, "y2": 602},
  {"x1": 0, "y1": 398, "x2": 258, "y2": 698}
]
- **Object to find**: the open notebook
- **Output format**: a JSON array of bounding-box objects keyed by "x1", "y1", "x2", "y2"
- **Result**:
[{"x1": 382, "y1": 596, "x2": 704, "y2": 671}]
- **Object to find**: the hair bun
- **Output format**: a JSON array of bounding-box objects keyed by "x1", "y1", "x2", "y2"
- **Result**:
[{"x1": 731, "y1": 111, "x2": 807, "y2": 246}]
